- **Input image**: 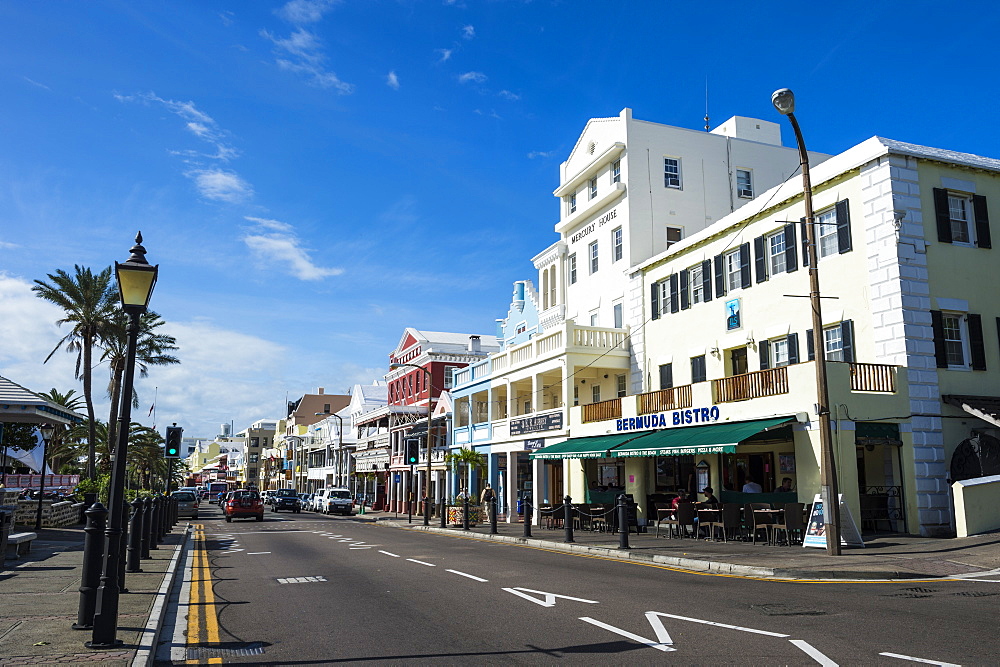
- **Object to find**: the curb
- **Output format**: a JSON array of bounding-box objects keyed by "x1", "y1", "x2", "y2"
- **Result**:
[
  {"x1": 131, "y1": 523, "x2": 192, "y2": 667},
  {"x1": 392, "y1": 523, "x2": 944, "y2": 581}
]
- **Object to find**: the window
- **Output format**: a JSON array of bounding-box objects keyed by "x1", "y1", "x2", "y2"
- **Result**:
[
  {"x1": 613, "y1": 301, "x2": 623, "y2": 328},
  {"x1": 943, "y1": 313, "x2": 968, "y2": 367},
  {"x1": 616, "y1": 374, "x2": 627, "y2": 398},
  {"x1": 444, "y1": 366, "x2": 457, "y2": 389},
  {"x1": 824, "y1": 327, "x2": 844, "y2": 361},
  {"x1": 568, "y1": 254, "x2": 577, "y2": 284},
  {"x1": 807, "y1": 321, "x2": 854, "y2": 363},
  {"x1": 931, "y1": 311, "x2": 986, "y2": 370},
  {"x1": 589, "y1": 177, "x2": 598, "y2": 200},
  {"x1": 664, "y1": 157, "x2": 681, "y2": 188},
  {"x1": 612, "y1": 227, "x2": 623, "y2": 262},
  {"x1": 515, "y1": 322, "x2": 527, "y2": 335},
  {"x1": 690, "y1": 263, "x2": 705, "y2": 304},
  {"x1": 249, "y1": 453, "x2": 259, "y2": 463},
  {"x1": 768, "y1": 230, "x2": 787, "y2": 276},
  {"x1": 772, "y1": 338, "x2": 790, "y2": 367},
  {"x1": 691, "y1": 355, "x2": 707, "y2": 383},
  {"x1": 760, "y1": 334, "x2": 799, "y2": 369},
  {"x1": 589, "y1": 241, "x2": 599, "y2": 274},
  {"x1": 724, "y1": 249, "x2": 742, "y2": 292},
  {"x1": 817, "y1": 208, "x2": 839, "y2": 258},
  {"x1": 658, "y1": 363, "x2": 673, "y2": 389},
  {"x1": 666, "y1": 226, "x2": 682, "y2": 248},
  {"x1": 737, "y1": 169, "x2": 753, "y2": 198},
  {"x1": 612, "y1": 159, "x2": 621, "y2": 183},
  {"x1": 569, "y1": 193, "x2": 577, "y2": 215},
  {"x1": 592, "y1": 384, "x2": 601, "y2": 403},
  {"x1": 573, "y1": 385, "x2": 579, "y2": 406},
  {"x1": 933, "y1": 188, "x2": 991, "y2": 248},
  {"x1": 650, "y1": 277, "x2": 674, "y2": 319},
  {"x1": 590, "y1": 310, "x2": 599, "y2": 326}
]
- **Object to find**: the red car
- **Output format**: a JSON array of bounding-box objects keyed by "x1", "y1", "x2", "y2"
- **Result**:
[{"x1": 224, "y1": 490, "x2": 264, "y2": 522}]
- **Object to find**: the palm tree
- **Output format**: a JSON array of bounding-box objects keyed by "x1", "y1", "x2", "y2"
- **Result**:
[
  {"x1": 32, "y1": 266, "x2": 116, "y2": 481},
  {"x1": 67, "y1": 420, "x2": 112, "y2": 475},
  {"x1": 124, "y1": 424, "x2": 165, "y2": 490},
  {"x1": 36, "y1": 388, "x2": 86, "y2": 473},
  {"x1": 101, "y1": 310, "x2": 179, "y2": 456},
  {"x1": 445, "y1": 447, "x2": 487, "y2": 497}
]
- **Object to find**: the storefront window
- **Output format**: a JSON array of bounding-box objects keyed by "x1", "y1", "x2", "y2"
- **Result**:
[{"x1": 654, "y1": 455, "x2": 696, "y2": 494}]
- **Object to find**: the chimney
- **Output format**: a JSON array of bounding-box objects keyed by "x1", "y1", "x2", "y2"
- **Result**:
[
  {"x1": 469, "y1": 335, "x2": 481, "y2": 353},
  {"x1": 317, "y1": 387, "x2": 325, "y2": 394}
]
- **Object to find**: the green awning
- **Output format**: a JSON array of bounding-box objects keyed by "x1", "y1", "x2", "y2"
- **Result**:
[
  {"x1": 610, "y1": 417, "x2": 795, "y2": 457},
  {"x1": 528, "y1": 433, "x2": 646, "y2": 460}
]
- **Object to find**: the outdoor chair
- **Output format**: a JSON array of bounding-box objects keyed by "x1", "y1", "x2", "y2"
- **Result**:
[
  {"x1": 705, "y1": 503, "x2": 742, "y2": 542},
  {"x1": 657, "y1": 502, "x2": 695, "y2": 538},
  {"x1": 744, "y1": 504, "x2": 774, "y2": 545},
  {"x1": 770, "y1": 502, "x2": 806, "y2": 546}
]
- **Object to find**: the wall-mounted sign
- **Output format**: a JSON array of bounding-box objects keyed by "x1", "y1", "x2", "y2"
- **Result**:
[
  {"x1": 569, "y1": 207, "x2": 618, "y2": 245},
  {"x1": 615, "y1": 406, "x2": 721, "y2": 432},
  {"x1": 726, "y1": 298, "x2": 741, "y2": 331},
  {"x1": 524, "y1": 438, "x2": 545, "y2": 450},
  {"x1": 511, "y1": 411, "x2": 564, "y2": 436}
]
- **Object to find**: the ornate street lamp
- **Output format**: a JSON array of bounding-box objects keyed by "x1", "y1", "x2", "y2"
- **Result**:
[
  {"x1": 88, "y1": 233, "x2": 158, "y2": 648},
  {"x1": 389, "y1": 362, "x2": 434, "y2": 526},
  {"x1": 33, "y1": 423, "x2": 56, "y2": 531},
  {"x1": 772, "y1": 89, "x2": 842, "y2": 556}
]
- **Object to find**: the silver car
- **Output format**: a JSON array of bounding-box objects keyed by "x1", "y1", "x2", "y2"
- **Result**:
[{"x1": 171, "y1": 490, "x2": 199, "y2": 518}]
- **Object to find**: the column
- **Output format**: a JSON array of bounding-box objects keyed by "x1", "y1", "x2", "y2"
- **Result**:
[{"x1": 506, "y1": 451, "x2": 516, "y2": 523}]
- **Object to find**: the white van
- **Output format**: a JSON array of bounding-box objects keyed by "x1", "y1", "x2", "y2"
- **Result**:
[{"x1": 313, "y1": 488, "x2": 354, "y2": 515}]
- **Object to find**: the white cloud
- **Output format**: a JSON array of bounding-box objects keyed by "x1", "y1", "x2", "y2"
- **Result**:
[
  {"x1": 527, "y1": 150, "x2": 555, "y2": 159},
  {"x1": 22, "y1": 76, "x2": 51, "y2": 91},
  {"x1": 262, "y1": 28, "x2": 355, "y2": 93},
  {"x1": 278, "y1": 0, "x2": 338, "y2": 24},
  {"x1": 188, "y1": 169, "x2": 253, "y2": 203},
  {"x1": 0, "y1": 240, "x2": 19, "y2": 249},
  {"x1": 498, "y1": 90, "x2": 520, "y2": 101},
  {"x1": 435, "y1": 48, "x2": 453, "y2": 62},
  {"x1": 242, "y1": 217, "x2": 343, "y2": 280},
  {"x1": 117, "y1": 92, "x2": 238, "y2": 161},
  {"x1": 461, "y1": 25, "x2": 475, "y2": 40},
  {"x1": 458, "y1": 71, "x2": 487, "y2": 84},
  {"x1": 386, "y1": 70, "x2": 400, "y2": 90}
]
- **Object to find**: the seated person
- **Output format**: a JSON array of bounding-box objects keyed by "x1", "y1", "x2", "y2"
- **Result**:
[
  {"x1": 742, "y1": 477, "x2": 763, "y2": 493},
  {"x1": 698, "y1": 487, "x2": 720, "y2": 509},
  {"x1": 670, "y1": 490, "x2": 690, "y2": 518},
  {"x1": 778, "y1": 477, "x2": 794, "y2": 493}
]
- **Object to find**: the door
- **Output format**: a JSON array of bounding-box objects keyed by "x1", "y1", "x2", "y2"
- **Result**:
[{"x1": 730, "y1": 347, "x2": 748, "y2": 376}]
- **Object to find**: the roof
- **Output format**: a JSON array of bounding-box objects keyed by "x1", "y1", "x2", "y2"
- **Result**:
[{"x1": 0, "y1": 375, "x2": 85, "y2": 425}]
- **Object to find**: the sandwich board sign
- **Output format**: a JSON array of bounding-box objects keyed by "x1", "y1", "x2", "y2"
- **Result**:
[{"x1": 803, "y1": 493, "x2": 864, "y2": 548}]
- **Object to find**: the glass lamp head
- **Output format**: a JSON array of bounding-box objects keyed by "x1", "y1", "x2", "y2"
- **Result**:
[{"x1": 771, "y1": 88, "x2": 795, "y2": 115}]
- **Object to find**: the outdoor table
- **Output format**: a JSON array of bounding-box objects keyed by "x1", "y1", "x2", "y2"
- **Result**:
[
  {"x1": 753, "y1": 508, "x2": 784, "y2": 544},
  {"x1": 696, "y1": 508, "x2": 719, "y2": 539}
]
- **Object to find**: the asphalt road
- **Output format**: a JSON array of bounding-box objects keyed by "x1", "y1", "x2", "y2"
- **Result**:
[{"x1": 165, "y1": 503, "x2": 998, "y2": 665}]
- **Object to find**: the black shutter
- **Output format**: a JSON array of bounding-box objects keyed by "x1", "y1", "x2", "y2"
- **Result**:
[
  {"x1": 754, "y1": 235, "x2": 767, "y2": 283},
  {"x1": 841, "y1": 320, "x2": 854, "y2": 363},
  {"x1": 679, "y1": 270, "x2": 690, "y2": 310},
  {"x1": 784, "y1": 223, "x2": 798, "y2": 273},
  {"x1": 759, "y1": 339, "x2": 771, "y2": 370},
  {"x1": 650, "y1": 282, "x2": 660, "y2": 320},
  {"x1": 659, "y1": 363, "x2": 673, "y2": 390},
  {"x1": 969, "y1": 314, "x2": 987, "y2": 370},
  {"x1": 702, "y1": 259, "x2": 712, "y2": 302},
  {"x1": 973, "y1": 195, "x2": 992, "y2": 249},
  {"x1": 787, "y1": 333, "x2": 800, "y2": 365},
  {"x1": 669, "y1": 274, "x2": 679, "y2": 313},
  {"x1": 806, "y1": 328, "x2": 815, "y2": 361},
  {"x1": 836, "y1": 199, "x2": 852, "y2": 254},
  {"x1": 692, "y1": 355, "x2": 706, "y2": 383},
  {"x1": 714, "y1": 255, "x2": 726, "y2": 297},
  {"x1": 739, "y1": 242, "x2": 751, "y2": 289},
  {"x1": 930, "y1": 309, "x2": 948, "y2": 368},
  {"x1": 934, "y1": 188, "x2": 952, "y2": 244},
  {"x1": 801, "y1": 218, "x2": 810, "y2": 266}
]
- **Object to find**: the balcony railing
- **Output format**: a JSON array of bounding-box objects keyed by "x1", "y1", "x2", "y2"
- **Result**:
[
  {"x1": 714, "y1": 367, "x2": 789, "y2": 403},
  {"x1": 847, "y1": 362, "x2": 896, "y2": 393},
  {"x1": 582, "y1": 398, "x2": 622, "y2": 423},
  {"x1": 638, "y1": 385, "x2": 693, "y2": 414}
]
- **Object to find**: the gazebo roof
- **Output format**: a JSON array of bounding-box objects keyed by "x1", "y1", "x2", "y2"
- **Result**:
[{"x1": 0, "y1": 374, "x2": 85, "y2": 426}]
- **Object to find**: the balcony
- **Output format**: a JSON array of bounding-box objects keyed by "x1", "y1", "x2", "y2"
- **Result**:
[
  {"x1": 714, "y1": 367, "x2": 789, "y2": 403},
  {"x1": 490, "y1": 321, "x2": 629, "y2": 375},
  {"x1": 582, "y1": 398, "x2": 622, "y2": 423},
  {"x1": 845, "y1": 362, "x2": 896, "y2": 393},
  {"x1": 637, "y1": 385, "x2": 693, "y2": 414}
]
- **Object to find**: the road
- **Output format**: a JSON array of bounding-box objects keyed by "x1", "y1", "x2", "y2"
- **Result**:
[{"x1": 158, "y1": 502, "x2": 997, "y2": 665}]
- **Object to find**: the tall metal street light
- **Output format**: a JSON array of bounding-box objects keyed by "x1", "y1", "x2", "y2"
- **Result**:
[
  {"x1": 389, "y1": 362, "x2": 434, "y2": 527},
  {"x1": 316, "y1": 413, "x2": 344, "y2": 486},
  {"x1": 286, "y1": 435, "x2": 304, "y2": 493},
  {"x1": 772, "y1": 88, "x2": 842, "y2": 556},
  {"x1": 89, "y1": 232, "x2": 158, "y2": 648},
  {"x1": 33, "y1": 423, "x2": 56, "y2": 531}
]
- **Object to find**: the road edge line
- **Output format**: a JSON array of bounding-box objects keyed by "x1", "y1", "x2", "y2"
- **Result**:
[{"x1": 131, "y1": 522, "x2": 193, "y2": 667}]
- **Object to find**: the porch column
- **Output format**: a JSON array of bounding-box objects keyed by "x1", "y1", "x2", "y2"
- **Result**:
[{"x1": 506, "y1": 450, "x2": 516, "y2": 523}]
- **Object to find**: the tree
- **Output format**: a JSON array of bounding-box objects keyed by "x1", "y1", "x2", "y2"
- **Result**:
[
  {"x1": 444, "y1": 447, "x2": 486, "y2": 496},
  {"x1": 32, "y1": 265, "x2": 116, "y2": 481},
  {"x1": 100, "y1": 310, "x2": 179, "y2": 457},
  {"x1": 66, "y1": 420, "x2": 111, "y2": 475},
  {"x1": 36, "y1": 388, "x2": 85, "y2": 474}
]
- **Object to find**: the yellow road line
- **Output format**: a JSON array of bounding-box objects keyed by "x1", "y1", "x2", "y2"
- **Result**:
[
  {"x1": 185, "y1": 527, "x2": 202, "y2": 665},
  {"x1": 185, "y1": 525, "x2": 224, "y2": 664}
]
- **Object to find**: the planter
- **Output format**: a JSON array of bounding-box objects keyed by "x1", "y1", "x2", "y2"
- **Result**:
[{"x1": 447, "y1": 505, "x2": 482, "y2": 526}]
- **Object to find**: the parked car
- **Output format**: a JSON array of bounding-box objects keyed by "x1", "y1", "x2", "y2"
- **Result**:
[
  {"x1": 262, "y1": 490, "x2": 277, "y2": 506},
  {"x1": 313, "y1": 487, "x2": 354, "y2": 515},
  {"x1": 271, "y1": 488, "x2": 301, "y2": 513},
  {"x1": 300, "y1": 493, "x2": 313, "y2": 510},
  {"x1": 171, "y1": 490, "x2": 199, "y2": 519},
  {"x1": 224, "y1": 490, "x2": 264, "y2": 522}
]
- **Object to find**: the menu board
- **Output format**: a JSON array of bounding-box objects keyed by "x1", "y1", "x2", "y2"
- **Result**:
[{"x1": 803, "y1": 493, "x2": 864, "y2": 548}]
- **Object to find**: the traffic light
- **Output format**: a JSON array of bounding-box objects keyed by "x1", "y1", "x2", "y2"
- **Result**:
[
  {"x1": 165, "y1": 426, "x2": 183, "y2": 459},
  {"x1": 405, "y1": 438, "x2": 420, "y2": 465}
]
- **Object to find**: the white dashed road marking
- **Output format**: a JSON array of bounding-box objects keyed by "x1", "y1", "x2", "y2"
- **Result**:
[
  {"x1": 879, "y1": 652, "x2": 962, "y2": 667},
  {"x1": 446, "y1": 569, "x2": 488, "y2": 582},
  {"x1": 379, "y1": 551, "x2": 399, "y2": 557},
  {"x1": 790, "y1": 639, "x2": 838, "y2": 666},
  {"x1": 406, "y1": 559, "x2": 436, "y2": 567},
  {"x1": 277, "y1": 576, "x2": 327, "y2": 584}
]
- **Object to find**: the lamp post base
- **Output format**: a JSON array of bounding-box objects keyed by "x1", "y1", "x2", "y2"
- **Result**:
[{"x1": 85, "y1": 639, "x2": 124, "y2": 649}]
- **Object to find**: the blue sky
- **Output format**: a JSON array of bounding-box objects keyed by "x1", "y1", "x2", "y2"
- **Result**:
[{"x1": 3, "y1": 0, "x2": 1000, "y2": 439}]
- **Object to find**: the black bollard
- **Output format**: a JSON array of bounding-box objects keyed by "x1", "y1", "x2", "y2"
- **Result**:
[
  {"x1": 439, "y1": 499, "x2": 446, "y2": 528},
  {"x1": 125, "y1": 498, "x2": 143, "y2": 573},
  {"x1": 73, "y1": 502, "x2": 108, "y2": 630},
  {"x1": 140, "y1": 497, "x2": 151, "y2": 559},
  {"x1": 462, "y1": 496, "x2": 470, "y2": 531},
  {"x1": 158, "y1": 495, "x2": 167, "y2": 539},
  {"x1": 563, "y1": 495, "x2": 575, "y2": 543},
  {"x1": 150, "y1": 497, "x2": 161, "y2": 549},
  {"x1": 617, "y1": 495, "x2": 631, "y2": 550},
  {"x1": 489, "y1": 496, "x2": 498, "y2": 534},
  {"x1": 423, "y1": 496, "x2": 430, "y2": 527},
  {"x1": 522, "y1": 496, "x2": 532, "y2": 539},
  {"x1": 118, "y1": 502, "x2": 129, "y2": 594}
]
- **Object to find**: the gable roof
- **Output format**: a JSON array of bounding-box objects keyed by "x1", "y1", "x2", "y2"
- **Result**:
[{"x1": 0, "y1": 374, "x2": 85, "y2": 425}]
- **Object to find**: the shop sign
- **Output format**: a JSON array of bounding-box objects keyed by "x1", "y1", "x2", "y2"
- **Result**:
[
  {"x1": 510, "y1": 411, "x2": 564, "y2": 436},
  {"x1": 615, "y1": 406, "x2": 721, "y2": 432},
  {"x1": 524, "y1": 438, "x2": 545, "y2": 450}
]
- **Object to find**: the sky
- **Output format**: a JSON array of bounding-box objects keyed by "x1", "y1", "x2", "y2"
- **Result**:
[{"x1": 3, "y1": 0, "x2": 1000, "y2": 440}]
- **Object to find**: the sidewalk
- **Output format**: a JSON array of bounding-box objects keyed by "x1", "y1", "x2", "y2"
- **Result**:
[
  {"x1": 0, "y1": 523, "x2": 188, "y2": 666},
  {"x1": 355, "y1": 510, "x2": 1000, "y2": 580}
]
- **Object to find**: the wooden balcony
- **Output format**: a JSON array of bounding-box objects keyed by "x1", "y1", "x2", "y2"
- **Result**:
[
  {"x1": 714, "y1": 367, "x2": 789, "y2": 403},
  {"x1": 637, "y1": 385, "x2": 693, "y2": 414},
  {"x1": 847, "y1": 362, "x2": 896, "y2": 393},
  {"x1": 582, "y1": 398, "x2": 622, "y2": 423}
]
